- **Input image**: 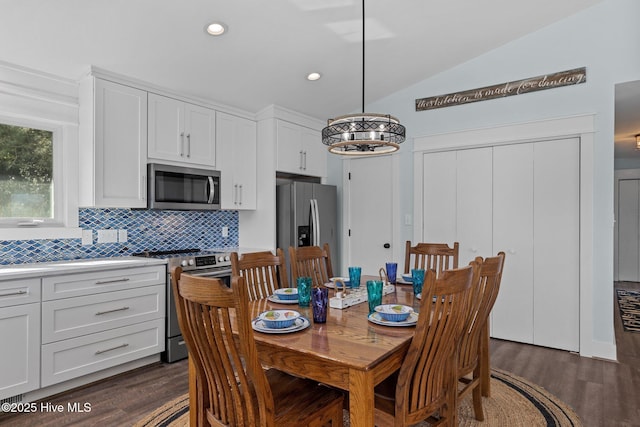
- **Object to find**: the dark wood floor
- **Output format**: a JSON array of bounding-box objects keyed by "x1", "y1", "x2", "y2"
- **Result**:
[{"x1": 2, "y1": 282, "x2": 639, "y2": 426}]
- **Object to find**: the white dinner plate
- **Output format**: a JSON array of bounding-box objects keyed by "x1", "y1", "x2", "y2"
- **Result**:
[
  {"x1": 267, "y1": 294, "x2": 299, "y2": 304},
  {"x1": 252, "y1": 316, "x2": 310, "y2": 334},
  {"x1": 368, "y1": 311, "x2": 419, "y2": 327}
]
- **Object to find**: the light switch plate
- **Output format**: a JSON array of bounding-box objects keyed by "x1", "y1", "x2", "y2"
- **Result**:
[
  {"x1": 97, "y1": 229, "x2": 118, "y2": 243},
  {"x1": 118, "y1": 229, "x2": 128, "y2": 242},
  {"x1": 221, "y1": 226, "x2": 229, "y2": 238},
  {"x1": 81, "y1": 229, "x2": 93, "y2": 246}
]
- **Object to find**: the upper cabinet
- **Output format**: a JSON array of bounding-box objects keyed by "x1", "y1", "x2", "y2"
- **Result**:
[
  {"x1": 148, "y1": 93, "x2": 216, "y2": 167},
  {"x1": 79, "y1": 78, "x2": 148, "y2": 208},
  {"x1": 216, "y1": 112, "x2": 257, "y2": 210},
  {"x1": 276, "y1": 120, "x2": 326, "y2": 177}
]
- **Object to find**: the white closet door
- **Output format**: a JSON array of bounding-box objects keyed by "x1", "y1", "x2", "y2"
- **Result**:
[
  {"x1": 347, "y1": 156, "x2": 394, "y2": 275},
  {"x1": 618, "y1": 180, "x2": 640, "y2": 281},
  {"x1": 533, "y1": 138, "x2": 580, "y2": 351},
  {"x1": 457, "y1": 148, "x2": 493, "y2": 265},
  {"x1": 492, "y1": 144, "x2": 534, "y2": 344},
  {"x1": 422, "y1": 152, "x2": 457, "y2": 242}
]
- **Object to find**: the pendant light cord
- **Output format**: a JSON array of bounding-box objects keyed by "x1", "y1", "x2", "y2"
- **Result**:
[{"x1": 361, "y1": 0, "x2": 365, "y2": 114}]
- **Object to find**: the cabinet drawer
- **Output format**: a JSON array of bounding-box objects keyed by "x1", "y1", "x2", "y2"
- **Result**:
[
  {"x1": 0, "y1": 278, "x2": 40, "y2": 308},
  {"x1": 42, "y1": 285, "x2": 165, "y2": 343},
  {"x1": 42, "y1": 265, "x2": 166, "y2": 300},
  {"x1": 41, "y1": 318, "x2": 165, "y2": 387}
]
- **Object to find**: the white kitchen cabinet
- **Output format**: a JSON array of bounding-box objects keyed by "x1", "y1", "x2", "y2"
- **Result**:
[
  {"x1": 216, "y1": 112, "x2": 257, "y2": 210},
  {"x1": 0, "y1": 279, "x2": 41, "y2": 399},
  {"x1": 79, "y1": 78, "x2": 147, "y2": 208},
  {"x1": 40, "y1": 265, "x2": 166, "y2": 387},
  {"x1": 420, "y1": 138, "x2": 580, "y2": 351},
  {"x1": 276, "y1": 120, "x2": 326, "y2": 177},
  {"x1": 148, "y1": 93, "x2": 216, "y2": 167}
]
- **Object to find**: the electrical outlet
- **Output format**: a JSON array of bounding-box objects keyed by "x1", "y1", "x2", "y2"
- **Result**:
[
  {"x1": 81, "y1": 229, "x2": 93, "y2": 246},
  {"x1": 221, "y1": 226, "x2": 229, "y2": 238},
  {"x1": 97, "y1": 229, "x2": 118, "y2": 243},
  {"x1": 118, "y1": 229, "x2": 128, "y2": 243}
]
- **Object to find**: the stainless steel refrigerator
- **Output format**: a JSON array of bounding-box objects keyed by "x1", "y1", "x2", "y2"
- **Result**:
[{"x1": 276, "y1": 182, "x2": 338, "y2": 277}]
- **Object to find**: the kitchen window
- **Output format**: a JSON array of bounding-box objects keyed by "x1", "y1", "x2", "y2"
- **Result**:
[
  {"x1": 0, "y1": 121, "x2": 54, "y2": 223},
  {"x1": 0, "y1": 62, "x2": 81, "y2": 241}
]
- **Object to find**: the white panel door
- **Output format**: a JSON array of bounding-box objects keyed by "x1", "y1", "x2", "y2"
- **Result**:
[
  {"x1": 456, "y1": 148, "x2": 493, "y2": 265},
  {"x1": 422, "y1": 151, "x2": 457, "y2": 243},
  {"x1": 533, "y1": 138, "x2": 580, "y2": 351},
  {"x1": 492, "y1": 143, "x2": 534, "y2": 344},
  {"x1": 618, "y1": 180, "x2": 640, "y2": 281},
  {"x1": 347, "y1": 156, "x2": 393, "y2": 276}
]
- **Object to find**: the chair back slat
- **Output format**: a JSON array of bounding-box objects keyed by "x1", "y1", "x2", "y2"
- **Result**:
[
  {"x1": 289, "y1": 244, "x2": 334, "y2": 287},
  {"x1": 395, "y1": 261, "x2": 478, "y2": 426},
  {"x1": 404, "y1": 241, "x2": 459, "y2": 276},
  {"x1": 231, "y1": 249, "x2": 289, "y2": 301}
]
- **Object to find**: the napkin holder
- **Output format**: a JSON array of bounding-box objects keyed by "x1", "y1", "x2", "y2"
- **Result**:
[{"x1": 329, "y1": 284, "x2": 395, "y2": 309}]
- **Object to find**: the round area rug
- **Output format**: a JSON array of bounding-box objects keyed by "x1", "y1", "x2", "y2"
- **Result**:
[{"x1": 133, "y1": 368, "x2": 582, "y2": 427}]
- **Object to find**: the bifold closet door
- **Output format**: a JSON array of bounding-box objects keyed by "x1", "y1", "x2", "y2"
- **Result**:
[
  {"x1": 532, "y1": 139, "x2": 579, "y2": 351},
  {"x1": 422, "y1": 151, "x2": 457, "y2": 243},
  {"x1": 492, "y1": 144, "x2": 535, "y2": 344},
  {"x1": 491, "y1": 138, "x2": 579, "y2": 351},
  {"x1": 618, "y1": 179, "x2": 640, "y2": 281}
]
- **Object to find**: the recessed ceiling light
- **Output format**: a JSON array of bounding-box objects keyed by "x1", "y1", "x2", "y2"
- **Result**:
[
  {"x1": 205, "y1": 22, "x2": 227, "y2": 36},
  {"x1": 307, "y1": 72, "x2": 322, "y2": 81}
]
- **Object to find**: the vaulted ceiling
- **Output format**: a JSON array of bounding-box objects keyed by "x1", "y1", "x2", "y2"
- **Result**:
[{"x1": 0, "y1": 0, "x2": 604, "y2": 121}]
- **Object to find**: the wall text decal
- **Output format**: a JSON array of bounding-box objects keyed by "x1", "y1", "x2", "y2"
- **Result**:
[{"x1": 415, "y1": 67, "x2": 586, "y2": 111}]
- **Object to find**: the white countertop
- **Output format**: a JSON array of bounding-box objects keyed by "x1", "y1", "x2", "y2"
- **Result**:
[{"x1": 0, "y1": 257, "x2": 167, "y2": 281}]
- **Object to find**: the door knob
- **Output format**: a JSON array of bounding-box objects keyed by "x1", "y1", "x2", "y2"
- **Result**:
[{"x1": 383, "y1": 243, "x2": 391, "y2": 249}]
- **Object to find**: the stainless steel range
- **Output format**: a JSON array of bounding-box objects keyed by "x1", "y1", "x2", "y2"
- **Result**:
[{"x1": 133, "y1": 248, "x2": 232, "y2": 362}]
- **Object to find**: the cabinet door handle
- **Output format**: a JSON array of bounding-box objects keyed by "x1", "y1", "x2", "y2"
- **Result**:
[
  {"x1": 0, "y1": 290, "x2": 27, "y2": 297},
  {"x1": 303, "y1": 151, "x2": 307, "y2": 170},
  {"x1": 95, "y1": 306, "x2": 130, "y2": 316},
  {"x1": 186, "y1": 133, "x2": 191, "y2": 158},
  {"x1": 95, "y1": 343, "x2": 129, "y2": 355},
  {"x1": 95, "y1": 278, "x2": 130, "y2": 285},
  {"x1": 180, "y1": 132, "x2": 185, "y2": 157},
  {"x1": 239, "y1": 184, "x2": 243, "y2": 205},
  {"x1": 178, "y1": 340, "x2": 186, "y2": 346},
  {"x1": 299, "y1": 150, "x2": 304, "y2": 170}
]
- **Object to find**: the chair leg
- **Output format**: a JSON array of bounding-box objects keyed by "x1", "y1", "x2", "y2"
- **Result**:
[{"x1": 471, "y1": 366, "x2": 485, "y2": 421}]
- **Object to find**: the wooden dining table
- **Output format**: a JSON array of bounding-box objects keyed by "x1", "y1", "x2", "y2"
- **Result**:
[{"x1": 187, "y1": 275, "x2": 420, "y2": 427}]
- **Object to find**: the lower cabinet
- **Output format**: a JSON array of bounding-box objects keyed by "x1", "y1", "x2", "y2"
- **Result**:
[
  {"x1": 41, "y1": 318, "x2": 164, "y2": 387},
  {"x1": 0, "y1": 303, "x2": 40, "y2": 400},
  {"x1": 39, "y1": 264, "x2": 167, "y2": 389}
]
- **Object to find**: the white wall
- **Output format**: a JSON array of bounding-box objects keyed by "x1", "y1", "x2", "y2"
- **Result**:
[{"x1": 327, "y1": 0, "x2": 640, "y2": 357}]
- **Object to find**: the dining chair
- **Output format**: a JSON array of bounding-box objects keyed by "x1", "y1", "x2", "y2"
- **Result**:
[
  {"x1": 403, "y1": 240, "x2": 459, "y2": 276},
  {"x1": 374, "y1": 262, "x2": 480, "y2": 427},
  {"x1": 288, "y1": 243, "x2": 334, "y2": 287},
  {"x1": 171, "y1": 267, "x2": 344, "y2": 427},
  {"x1": 231, "y1": 249, "x2": 289, "y2": 301},
  {"x1": 457, "y1": 252, "x2": 506, "y2": 420}
]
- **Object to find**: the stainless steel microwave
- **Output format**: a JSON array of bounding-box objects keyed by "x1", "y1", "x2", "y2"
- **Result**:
[{"x1": 148, "y1": 163, "x2": 220, "y2": 210}]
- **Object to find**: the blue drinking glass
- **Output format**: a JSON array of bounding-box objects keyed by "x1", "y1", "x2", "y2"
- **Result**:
[
  {"x1": 385, "y1": 262, "x2": 397, "y2": 284},
  {"x1": 411, "y1": 269, "x2": 425, "y2": 296}
]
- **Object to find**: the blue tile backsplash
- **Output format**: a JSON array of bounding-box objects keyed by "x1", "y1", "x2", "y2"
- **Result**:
[{"x1": 0, "y1": 208, "x2": 239, "y2": 265}]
